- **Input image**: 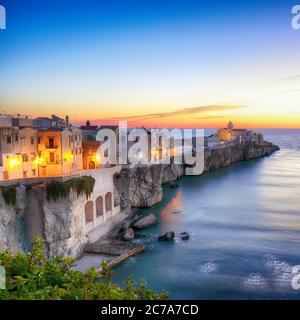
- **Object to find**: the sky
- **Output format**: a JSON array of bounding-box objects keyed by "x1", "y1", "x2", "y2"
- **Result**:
[{"x1": 0, "y1": 0, "x2": 300, "y2": 128}]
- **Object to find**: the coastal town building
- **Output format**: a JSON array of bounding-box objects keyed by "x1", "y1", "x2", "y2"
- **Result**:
[
  {"x1": 205, "y1": 136, "x2": 221, "y2": 148},
  {"x1": 12, "y1": 115, "x2": 34, "y2": 128},
  {"x1": 79, "y1": 121, "x2": 99, "y2": 141},
  {"x1": 82, "y1": 141, "x2": 101, "y2": 169},
  {"x1": 0, "y1": 125, "x2": 38, "y2": 180},
  {"x1": 37, "y1": 127, "x2": 83, "y2": 177},
  {"x1": 0, "y1": 114, "x2": 83, "y2": 180},
  {"x1": 33, "y1": 114, "x2": 66, "y2": 129},
  {"x1": 1, "y1": 114, "x2": 266, "y2": 182},
  {"x1": 216, "y1": 121, "x2": 264, "y2": 145}
]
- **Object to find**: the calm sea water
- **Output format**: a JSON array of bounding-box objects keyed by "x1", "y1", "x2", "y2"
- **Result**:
[{"x1": 112, "y1": 129, "x2": 300, "y2": 299}]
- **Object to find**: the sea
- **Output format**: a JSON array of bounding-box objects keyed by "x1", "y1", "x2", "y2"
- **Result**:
[{"x1": 111, "y1": 129, "x2": 300, "y2": 299}]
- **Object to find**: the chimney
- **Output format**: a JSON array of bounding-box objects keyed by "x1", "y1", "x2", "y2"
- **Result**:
[{"x1": 65, "y1": 115, "x2": 70, "y2": 128}]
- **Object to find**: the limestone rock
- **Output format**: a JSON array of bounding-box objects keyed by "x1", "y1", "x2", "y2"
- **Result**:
[
  {"x1": 121, "y1": 228, "x2": 134, "y2": 241},
  {"x1": 120, "y1": 213, "x2": 143, "y2": 231},
  {"x1": 169, "y1": 181, "x2": 179, "y2": 188},
  {"x1": 133, "y1": 214, "x2": 157, "y2": 229},
  {"x1": 179, "y1": 232, "x2": 190, "y2": 241},
  {"x1": 114, "y1": 164, "x2": 184, "y2": 213},
  {"x1": 158, "y1": 231, "x2": 175, "y2": 241}
]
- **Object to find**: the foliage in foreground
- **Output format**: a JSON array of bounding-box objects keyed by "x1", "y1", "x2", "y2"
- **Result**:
[
  {"x1": 0, "y1": 237, "x2": 168, "y2": 300},
  {"x1": 46, "y1": 176, "x2": 96, "y2": 202}
]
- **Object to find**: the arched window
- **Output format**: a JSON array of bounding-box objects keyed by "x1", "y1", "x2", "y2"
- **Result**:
[
  {"x1": 96, "y1": 196, "x2": 103, "y2": 217},
  {"x1": 85, "y1": 201, "x2": 94, "y2": 224},
  {"x1": 88, "y1": 161, "x2": 95, "y2": 169},
  {"x1": 105, "y1": 192, "x2": 112, "y2": 212}
]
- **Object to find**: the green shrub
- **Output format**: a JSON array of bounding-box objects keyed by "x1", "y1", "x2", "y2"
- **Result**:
[
  {"x1": 0, "y1": 237, "x2": 168, "y2": 300},
  {"x1": 46, "y1": 176, "x2": 95, "y2": 201},
  {"x1": 0, "y1": 186, "x2": 17, "y2": 206}
]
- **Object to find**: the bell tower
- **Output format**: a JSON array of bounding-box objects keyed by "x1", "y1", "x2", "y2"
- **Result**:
[{"x1": 227, "y1": 121, "x2": 233, "y2": 130}]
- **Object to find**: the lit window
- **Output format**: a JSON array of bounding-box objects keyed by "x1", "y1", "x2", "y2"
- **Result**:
[{"x1": 22, "y1": 154, "x2": 29, "y2": 162}]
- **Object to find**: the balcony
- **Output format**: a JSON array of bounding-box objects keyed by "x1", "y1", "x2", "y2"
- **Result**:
[{"x1": 45, "y1": 144, "x2": 59, "y2": 149}]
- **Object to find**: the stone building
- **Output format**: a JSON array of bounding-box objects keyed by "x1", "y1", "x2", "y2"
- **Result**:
[
  {"x1": 216, "y1": 121, "x2": 264, "y2": 145},
  {"x1": 82, "y1": 141, "x2": 101, "y2": 169},
  {"x1": 33, "y1": 114, "x2": 66, "y2": 129},
  {"x1": 37, "y1": 127, "x2": 83, "y2": 177},
  {"x1": 0, "y1": 126, "x2": 38, "y2": 180}
]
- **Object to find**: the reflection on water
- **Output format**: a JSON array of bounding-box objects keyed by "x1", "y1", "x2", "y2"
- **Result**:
[{"x1": 112, "y1": 130, "x2": 300, "y2": 299}]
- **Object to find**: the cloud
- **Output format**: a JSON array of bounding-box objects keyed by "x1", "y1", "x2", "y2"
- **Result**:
[
  {"x1": 280, "y1": 88, "x2": 300, "y2": 93},
  {"x1": 100, "y1": 105, "x2": 244, "y2": 122},
  {"x1": 196, "y1": 115, "x2": 227, "y2": 120},
  {"x1": 279, "y1": 75, "x2": 300, "y2": 82}
]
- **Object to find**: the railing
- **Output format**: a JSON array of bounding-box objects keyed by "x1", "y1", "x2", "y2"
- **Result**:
[{"x1": 45, "y1": 144, "x2": 59, "y2": 149}]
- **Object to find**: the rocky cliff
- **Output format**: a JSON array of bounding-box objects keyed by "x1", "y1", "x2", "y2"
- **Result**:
[
  {"x1": 0, "y1": 185, "x2": 28, "y2": 254},
  {"x1": 0, "y1": 168, "x2": 121, "y2": 259},
  {"x1": 204, "y1": 142, "x2": 279, "y2": 172},
  {"x1": 24, "y1": 186, "x2": 88, "y2": 259},
  {"x1": 114, "y1": 142, "x2": 279, "y2": 211},
  {"x1": 114, "y1": 163, "x2": 184, "y2": 212},
  {"x1": 0, "y1": 185, "x2": 88, "y2": 258}
]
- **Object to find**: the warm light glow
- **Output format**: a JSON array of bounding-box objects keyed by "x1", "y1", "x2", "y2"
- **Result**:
[
  {"x1": 92, "y1": 153, "x2": 101, "y2": 164},
  {"x1": 6, "y1": 156, "x2": 22, "y2": 170},
  {"x1": 64, "y1": 152, "x2": 74, "y2": 163},
  {"x1": 32, "y1": 156, "x2": 45, "y2": 167}
]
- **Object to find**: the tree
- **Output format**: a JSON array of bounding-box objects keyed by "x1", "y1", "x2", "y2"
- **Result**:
[{"x1": 0, "y1": 237, "x2": 168, "y2": 300}]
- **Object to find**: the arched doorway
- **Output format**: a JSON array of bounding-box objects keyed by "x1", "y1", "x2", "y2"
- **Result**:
[
  {"x1": 105, "y1": 192, "x2": 112, "y2": 212},
  {"x1": 96, "y1": 196, "x2": 103, "y2": 217},
  {"x1": 88, "y1": 161, "x2": 96, "y2": 169},
  {"x1": 85, "y1": 201, "x2": 94, "y2": 224}
]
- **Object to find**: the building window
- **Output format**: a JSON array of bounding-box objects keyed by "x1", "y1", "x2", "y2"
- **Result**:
[
  {"x1": 15, "y1": 135, "x2": 19, "y2": 143},
  {"x1": 31, "y1": 137, "x2": 35, "y2": 145},
  {"x1": 85, "y1": 201, "x2": 94, "y2": 224},
  {"x1": 38, "y1": 137, "x2": 41, "y2": 144},
  {"x1": 49, "y1": 152, "x2": 55, "y2": 163},
  {"x1": 105, "y1": 192, "x2": 112, "y2": 212},
  {"x1": 96, "y1": 196, "x2": 103, "y2": 217},
  {"x1": 22, "y1": 154, "x2": 28, "y2": 162},
  {"x1": 48, "y1": 138, "x2": 55, "y2": 148},
  {"x1": 32, "y1": 169, "x2": 36, "y2": 176},
  {"x1": 6, "y1": 136, "x2": 12, "y2": 144},
  {"x1": 23, "y1": 171, "x2": 27, "y2": 178}
]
